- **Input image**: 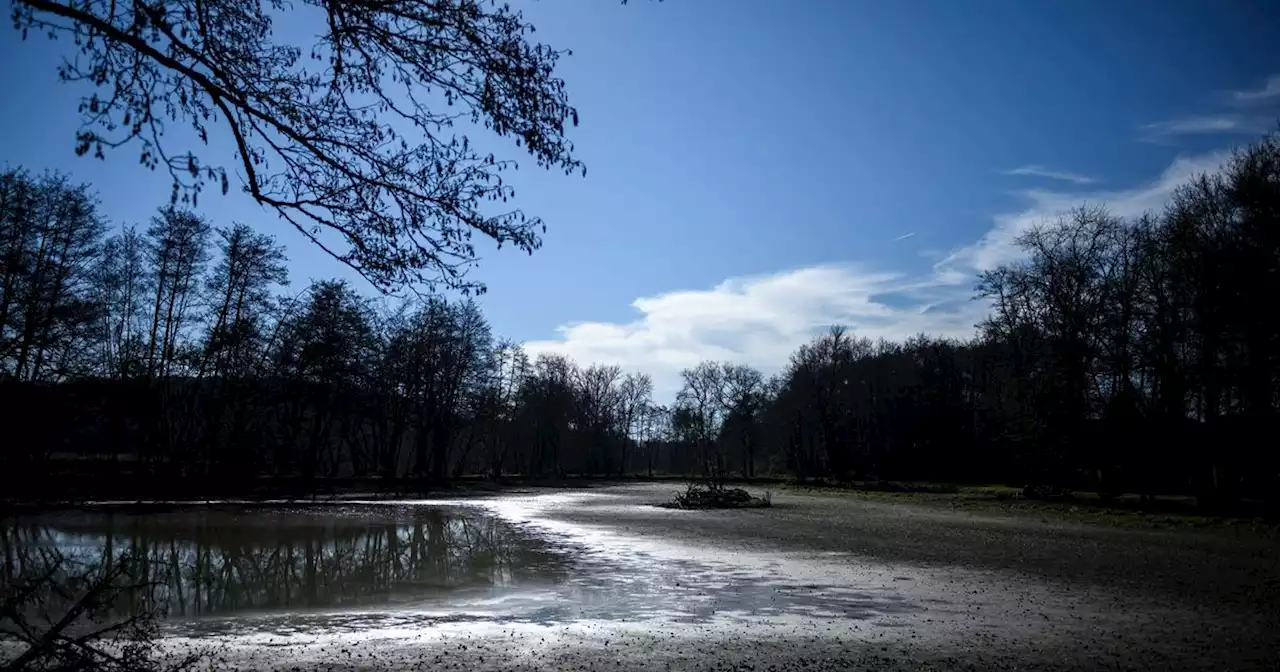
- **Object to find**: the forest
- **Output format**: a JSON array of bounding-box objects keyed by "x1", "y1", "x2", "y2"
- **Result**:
[{"x1": 2, "y1": 134, "x2": 1278, "y2": 510}]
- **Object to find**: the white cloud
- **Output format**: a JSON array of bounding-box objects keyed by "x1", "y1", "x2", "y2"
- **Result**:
[
  {"x1": 1140, "y1": 114, "x2": 1271, "y2": 141},
  {"x1": 523, "y1": 150, "x2": 1233, "y2": 402},
  {"x1": 1232, "y1": 75, "x2": 1280, "y2": 104},
  {"x1": 1002, "y1": 165, "x2": 1097, "y2": 185},
  {"x1": 523, "y1": 265, "x2": 988, "y2": 401},
  {"x1": 892, "y1": 232, "x2": 916, "y2": 242},
  {"x1": 937, "y1": 150, "x2": 1230, "y2": 275}
]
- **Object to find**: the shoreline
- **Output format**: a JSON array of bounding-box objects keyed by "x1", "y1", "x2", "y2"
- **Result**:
[{"x1": 6, "y1": 476, "x2": 1275, "y2": 531}]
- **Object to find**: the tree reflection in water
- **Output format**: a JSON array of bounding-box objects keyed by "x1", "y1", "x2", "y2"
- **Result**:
[{"x1": 1, "y1": 505, "x2": 570, "y2": 620}]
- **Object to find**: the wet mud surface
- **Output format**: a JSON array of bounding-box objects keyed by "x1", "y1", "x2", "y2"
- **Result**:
[{"x1": 7, "y1": 484, "x2": 1279, "y2": 670}]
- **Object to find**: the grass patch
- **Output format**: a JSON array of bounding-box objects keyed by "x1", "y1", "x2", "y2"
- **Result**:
[
  {"x1": 788, "y1": 479, "x2": 961, "y2": 494},
  {"x1": 784, "y1": 482, "x2": 1278, "y2": 533}
]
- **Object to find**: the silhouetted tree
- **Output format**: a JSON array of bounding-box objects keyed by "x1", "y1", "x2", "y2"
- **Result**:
[
  {"x1": 11, "y1": 0, "x2": 593, "y2": 292},
  {"x1": 618, "y1": 372, "x2": 654, "y2": 476},
  {"x1": 273, "y1": 279, "x2": 377, "y2": 480},
  {"x1": 201, "y1": 223, "x2": 288, "y2": 378},
  {"x1": 719, "y1": 364, "x2": 765, "y2": 477},
  {"x1": 95, "y1": 226, "x2": 149, "y2": 378},
  {"x1": 4, "y1": 131, "x2": 1280, "y2": 511},
  {"x1": 144, "y1": 207, "x2": 210, "y2": 378},
  {"x1": 519, "y1": 353, "x2": 577, "y2": 477},
  {"x1": 978, "y1": 207, "x2": 1124, "y2": 485},
  {"x1": 574, "y1": 364, "x2": 623, "y2": 475},
  {"x1": 0, "y1": 170, "x2": 105, "y2": 382},
  {"x1": 675, "y1": 361, "x2": 733, "y2": 482},
  {"x1": 466, "y1": 339, "x2": 528, "y2": 479}
]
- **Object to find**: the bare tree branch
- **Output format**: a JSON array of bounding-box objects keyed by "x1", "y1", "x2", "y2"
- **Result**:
[{"x1": 12, "y1": 0, "x2": 590, "y2": 293}]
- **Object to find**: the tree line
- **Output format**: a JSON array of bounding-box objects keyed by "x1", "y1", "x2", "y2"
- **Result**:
[
  {"x1": 3, "y1": 134, "x2": 1279, "y2": 508},
  {"x1": 0, "y1": 168, "x2": 668, "y2": 495}
]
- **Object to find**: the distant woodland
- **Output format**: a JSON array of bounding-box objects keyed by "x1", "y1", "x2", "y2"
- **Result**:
[{"x1": 2, "y1": 135, "x2": 1279, "y2": 509}]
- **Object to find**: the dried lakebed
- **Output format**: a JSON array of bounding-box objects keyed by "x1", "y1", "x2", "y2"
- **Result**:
[{"x1": 5, "y1": 484, "x2": 1278, "y2": 670}]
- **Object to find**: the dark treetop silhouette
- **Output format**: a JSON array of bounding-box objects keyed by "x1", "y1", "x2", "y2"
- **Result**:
[
  {"x1": 2, "y1": 134, "x2": 1279, "y2": 510},
  {"x1": 10, "y1": 0, "x2": 590, "y2": 293}
]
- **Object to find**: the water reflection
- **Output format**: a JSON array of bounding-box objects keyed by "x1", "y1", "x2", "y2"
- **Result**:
[
  {"x1": 1, "y1": 505, "x2": 569, "y2": 622},
  {"x1": 1, "y1": 498, "x2": 919, "y2": 638}
]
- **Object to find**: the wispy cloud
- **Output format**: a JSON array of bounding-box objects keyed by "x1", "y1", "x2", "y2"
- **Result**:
[
  {"x1": 1231, "y1": 75, "x2": 1280, "y2": 104},
  {"x1": 524, "y1": 150, "x2": 1234, "y2": 402},
  {"x1": 937, "y1": 150, "x2": 1230, "y2": 275},
  {"x1": 1140, "y1": 75, "x2": 1279, "y2": 142},
  {"x1": 1140, "y1": 114, "x2": 1271, "y2": 142},
  {"x1": 1002, "y1": 165, "x2": 1097, "y2": 185},
  {"x1": 891, "y1": 232, "x2": 916, "y2": 242}
]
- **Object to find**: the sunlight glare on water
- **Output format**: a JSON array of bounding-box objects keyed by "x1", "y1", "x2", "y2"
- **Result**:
[{"x1": 4, "y1": 490, "x2": 924, "y2": 650}]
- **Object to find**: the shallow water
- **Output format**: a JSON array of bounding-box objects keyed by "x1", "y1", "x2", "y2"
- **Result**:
[
  {"x1": 6, "y1": 488, "x2": 1274, "y2": 670},
  {"x1": 1, "y1": 493, "x2": 920, "y2": 644}
]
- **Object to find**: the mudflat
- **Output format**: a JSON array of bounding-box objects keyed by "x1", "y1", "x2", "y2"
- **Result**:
[{"x1": 6, "y1": 484, "x2": 1277, "y2": 671}]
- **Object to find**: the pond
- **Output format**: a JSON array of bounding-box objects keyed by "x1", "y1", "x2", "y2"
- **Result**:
[
  {"x1": 1, "y1": 492, "x2": 918, "y2": 644},
  {"x1": 2, "y1": 502, "x2": 582, "y2": 634}
]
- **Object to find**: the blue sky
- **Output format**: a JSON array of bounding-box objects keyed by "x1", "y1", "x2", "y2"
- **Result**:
[{"x1": 2, "y1": 0, "x2": 1279, "y2": 398}]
